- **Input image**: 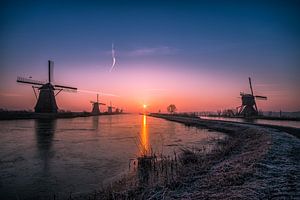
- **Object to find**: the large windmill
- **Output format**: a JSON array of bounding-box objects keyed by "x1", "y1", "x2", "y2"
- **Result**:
[
  {"x1": 107, "y1": 101, "x2": 115, "y2": 114},
  {"x1": 17, "y1": 60, "x2": 77, "y2": 113},
  {"x1": 237, "y1": 77, "x2": 267, "y2": 116},
  {"x1": 90, "y1": 94, "x2": 106, "y2": 115}
]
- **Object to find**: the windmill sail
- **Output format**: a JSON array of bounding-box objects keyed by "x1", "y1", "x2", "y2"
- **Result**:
[
  {"x1": 255, "y1": 95, "x2": 267, "y2": 100},
  {"x1": 16, "y1": 60, "x2": 77, "y2": 113},
  {"x1": 48, "y1": 60, "x2": 54, "y2": 83},
  {"x1": 54, "y1": 84, "x2": 77, "y2": 91},
  {"x1": 17, "y1": 77, "x2": 44, "y2": 86},
  {"x1": 90, "y1": 94, "x2": 106, "y2": 114},
  {"x1": 238, "y1": 77, "x2": 268, "y2": 117},
  {"x1": 248, "y1": 77, "x2": 258, "y2": 112},
  {"x1": 248, "y1": 77, "x2": 254, "y2": 96}
]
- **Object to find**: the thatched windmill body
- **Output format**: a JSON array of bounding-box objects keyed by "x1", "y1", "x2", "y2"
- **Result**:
[
  {"x1": 90, "y1": 94, "x2": 106, "y2": 115},
  {"x1": 237, "y1": 77, "x2": 267, "y2": 116},
  {"x1": 107, "y1": 101, "x2": 115, "y2": 114},
  {"x1": 17, "y1": 60, "x2": 77, "y2": 113}
]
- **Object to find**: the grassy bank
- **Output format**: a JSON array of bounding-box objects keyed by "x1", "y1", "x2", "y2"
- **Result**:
[
  {"x1": 92, "y1": 129, "x2": 270, "y2": 199},
  {"x1": 71, "y1": 114, "x2": 300, "y2": 199}
]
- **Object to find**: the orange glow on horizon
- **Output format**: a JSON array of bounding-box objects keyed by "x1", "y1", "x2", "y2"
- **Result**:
[{"x1": 1, "y1": 63, "x2": 299, "y2": 112}]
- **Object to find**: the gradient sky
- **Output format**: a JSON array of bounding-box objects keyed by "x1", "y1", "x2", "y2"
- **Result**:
[{"x1": 1, "y1": 0, "x2": 300, "y2": 112}]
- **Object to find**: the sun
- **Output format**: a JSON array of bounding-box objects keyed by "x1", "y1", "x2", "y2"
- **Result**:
[{"x1": 143, "y1": 104, "x2": 147, "y2": 108}]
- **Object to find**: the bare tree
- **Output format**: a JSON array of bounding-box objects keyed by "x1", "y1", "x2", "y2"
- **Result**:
[{"x1": 167, "y1": 104, "x2": 177, "y2": 114}]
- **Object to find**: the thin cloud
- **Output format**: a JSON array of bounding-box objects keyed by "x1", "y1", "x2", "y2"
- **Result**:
[
  {"x1": 109, "y1": 43, "x2": 116, "y2": 72},
  {"x1": 78, "y1": 89, "x2": 120, "y2": 97},
  {"x1": 100, "y1": 46, "x2": 179, "y2": 57},
  {"x1": 144, "y1": 88, "x2": 167, "y2": 92},
  {"x1": 127, "y1": 46, "x2": 179, "y2": 56}
]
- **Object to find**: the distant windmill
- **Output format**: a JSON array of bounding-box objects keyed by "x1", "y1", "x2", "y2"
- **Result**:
[
  {"x1": 90, "y1": 94, "x2": 106, "y2": 115},
  {"x1": 115, "y1": 108, "x2": 123, "y2": 114},
  {"x1": 107, "y1": 101, "x2": 115, "y2": 114},
  {"x1": 115, "y1": 108, "x2": 123, "y2": 113},
  {"x1": 17, "y1": 60, "x2": 77, "y2": 113},
  {"x1": 237, "y1": 77, "x2": 267, "y2": 116}
]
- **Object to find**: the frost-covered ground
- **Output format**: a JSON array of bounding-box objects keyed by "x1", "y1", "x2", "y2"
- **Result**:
[
  {"x1": 254, "y1": 128, "x2": 300, "y2": 199},
  {"x1": 86, "y1": 114, "x2": 300, "y2": 199},
  {"x1": 154, "y1": 115, "x2": 300, "y2": 199}
]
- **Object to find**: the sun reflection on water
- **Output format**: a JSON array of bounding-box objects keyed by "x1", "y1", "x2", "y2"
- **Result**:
[{"x1": 140, "y1": 115, "x2": 149, "y2": 155}]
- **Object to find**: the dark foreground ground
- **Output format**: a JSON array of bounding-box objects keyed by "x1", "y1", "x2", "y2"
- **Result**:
[{"x1": 78, "y1": 113, "x2": 300, "y2": 200}]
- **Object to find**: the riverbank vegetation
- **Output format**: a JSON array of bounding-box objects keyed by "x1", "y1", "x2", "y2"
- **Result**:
[{"x1": 75, "y1": 115, "x2": 300, "y2": 200}]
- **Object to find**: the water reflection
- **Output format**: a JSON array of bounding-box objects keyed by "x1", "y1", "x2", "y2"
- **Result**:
[
  {"x1": 140, "y1": 115, "x2": 149, "y2": 155},
  {"x1": 92, "y1": 116, "x2": 99, "y2": 130},
  {"x1": 166, "y1": 120, "x2": 176, "y2": 137},
  {"x1": 107, "y1": 115, "x2": 112, "y2": 128},
  {"x1": 0, "y1": 115, "x2": 227, "y2": 198},
  {"x1": 35, "y1": 119, "x2": 56, "y2": 174}
]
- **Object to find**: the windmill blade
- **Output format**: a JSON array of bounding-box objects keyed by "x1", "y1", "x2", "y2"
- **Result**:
[
  {"x1": 248, "y1": 77, "x2": 254, "y2": 96},
  {"x1": 90, "y1": 101, "x2": 96, "y2": 104},
  {"x1": 48, "y1": 60, "x2": 54, "y2": 83},
  {"x1": 248, "y1": 77, "x2": 258, "y2": 112},
  {"x1": 255, "y1": 95, "x2": 267, "y2": 100},
  {"x1": 17, "y1": 77, "x2": 44, "y2": 86},
  {"x1": 100, "y1": 103, "x2": 106, "y2": 105},
  {"x1": 54, "y1": 84, "x2": 77, "y2": 92}
]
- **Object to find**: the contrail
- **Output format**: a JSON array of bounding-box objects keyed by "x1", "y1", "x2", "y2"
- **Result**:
[
  {"x1": 78, "y1": 89, "x2": 120, "y2": 97},
  {"x1": 109, "y1": 43, "x2": 116, "y2": 72}
]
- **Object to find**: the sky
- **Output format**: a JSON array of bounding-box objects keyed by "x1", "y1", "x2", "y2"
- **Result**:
[{"x1": 0, "y1": 0, "x2": 300, "y2": 113}]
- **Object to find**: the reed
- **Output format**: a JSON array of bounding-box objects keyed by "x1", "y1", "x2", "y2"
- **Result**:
[{"x1": 84, "y1": 125, "x2": 272, "y2": 200}]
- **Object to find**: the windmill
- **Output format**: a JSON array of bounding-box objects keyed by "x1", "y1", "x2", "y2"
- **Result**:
[
  {"x1": 237, "y1": 77, "x2": 267, "y2": 116},
  {"x1": 17, "y1": 60, "x2": 77, "y2": 113},
  {"x1": 90, "y1": 94, "x2": 106, "y2": 115},
  {"x1": 107, "y1": 101, "x2": 115, "y2": 114}
]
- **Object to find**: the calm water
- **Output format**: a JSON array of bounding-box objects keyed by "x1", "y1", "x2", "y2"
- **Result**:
[
  {"x1": 0, "y1": 114, "x2": 224, "y2": 199},
  {"x1": 201, "y1": 116, "x2": 300, "y2": 128}
]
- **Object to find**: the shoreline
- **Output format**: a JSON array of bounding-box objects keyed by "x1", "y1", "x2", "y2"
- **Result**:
[
  {"x1": 204, "y1": 115, "x2": 300, "y2": 121},
  {"x1": 88, "y1": 114, "x2": 300, "y2": 199},
  {"x1": 150, "y1": 113, "x2": 300, "y2": 139},
  {"x1": 0, "y1": 111, "x2": 127, "y2": 120}
]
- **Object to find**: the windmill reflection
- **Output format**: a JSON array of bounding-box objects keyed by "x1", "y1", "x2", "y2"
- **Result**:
[
  {"x1": 35, "y1": 119, "x2": 56, "y2": 174},
  {"x1": 107, "y1": 115, "x2": 112, "y2": 128},
  {"x1": 92, "y1": 116, "x2": 99, "y2": 130}
]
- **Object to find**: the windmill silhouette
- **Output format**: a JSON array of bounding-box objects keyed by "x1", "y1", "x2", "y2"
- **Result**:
[
  {"x1": 90, "y1": 94, "x2": 106, "y2": 115},
  {"x1": 107, "y1": 101, "x2": 115, "y2": 114},
  {"x1": 17, "y1": 60, "x2": 77, "y2": 113},
  {"x1": 237, "y1": 77, "x2": 267, "y2": 116}
]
